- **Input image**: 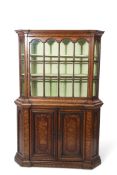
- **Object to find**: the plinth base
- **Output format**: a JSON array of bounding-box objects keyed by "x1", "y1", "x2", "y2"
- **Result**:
[{"x1": 15, "y1": 153, "x2": 101, "y2": 169}]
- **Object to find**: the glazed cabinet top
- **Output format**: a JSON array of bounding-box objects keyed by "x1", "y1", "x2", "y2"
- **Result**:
[{"x1": 16, "y1": 30, "x2": 104, "y2": 102}]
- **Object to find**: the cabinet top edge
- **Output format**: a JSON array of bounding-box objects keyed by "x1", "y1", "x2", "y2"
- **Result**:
[{"x1": 15, "y1": 30, "x2": 104, "y2": 36}]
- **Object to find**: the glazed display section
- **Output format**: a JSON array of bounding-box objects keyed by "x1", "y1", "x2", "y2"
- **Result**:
[
  {"x1": 20, "y1": 37, "x2": 99, "y2": 98},
  {"x1": 15, "y1": 30, "x2": 104, "y2": 169}
]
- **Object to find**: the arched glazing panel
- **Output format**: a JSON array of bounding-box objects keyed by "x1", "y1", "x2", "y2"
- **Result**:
[
  {"x1": 30, "y1": 40, "x2": 43, "y2": 56},
  {"x1": 74, "y1": 39, "x2": 89, "y2": 97},
  {"x1": 60, "y1": 39, "x2": 73, "y2": 77},
  {"x1": 45, "y1": 39, "x2": 58, "y2": 56},
  {"x1": 44, "y1": 40, "x2": 58, "y2": 96},
  {"x1": 59, "y1": 39, "x2": 73, "y2": 97},
  {"x1": 30, "y1": 40, "x2": 43, "y2": 76},
  {"x1": 30, "y1": 40, "x2": 44, "y2": 96},
  {"x1": 60, "y1": 39, "x2": 73, "y2": 56},
  {"x1": 75, "y1": 39, "x2": 89, "y2": 57},
  {"x1": 45, "y1": 40, "x2": 58, "y2": 76},
  {"x1": 74, "y1": 40, "x2": 89, "y2": 78}
]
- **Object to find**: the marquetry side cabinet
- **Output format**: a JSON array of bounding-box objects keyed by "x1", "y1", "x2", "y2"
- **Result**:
[{"x1": 15, "y1": 30, "x2": 104, "y2": 169}]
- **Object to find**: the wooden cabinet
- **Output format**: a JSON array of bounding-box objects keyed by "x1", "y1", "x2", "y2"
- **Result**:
[{"x1": 15, "y1": 30, "x2": 104, "y2": 169}]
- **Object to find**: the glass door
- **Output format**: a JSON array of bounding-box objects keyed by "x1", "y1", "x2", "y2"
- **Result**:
[{"x1": 30, "y1": 38, "x2": 89, "y2": 97}]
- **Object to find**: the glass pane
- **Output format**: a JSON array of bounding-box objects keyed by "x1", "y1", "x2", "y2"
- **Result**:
[
  {"x1": 60, "y1": 39, "x2": 73, "y2": 56},
  {"x1": 74, "y1": 63, "x2": 88, "y2": 76},
  {"x1": 93, "y1": 80, "x2": 97, "y2": 96},
  {"x1": 94, "y1": 40, "x2": 100, "y2": 60},
  {"x1": 31, "y1": 81, "x2": 43, "y2": 96},
  {"x1": 60, "y1": 79, "x2": 72, "y2": 97},
  {"x1": 81, "y1": 63, "x2": 88, "y2": 75},
  {"x1": 93, "y1": 80, "x2": 98, "y2": 96},
  {"x1": 94, "y1": 63, "x2": 98, "y2": 76},
  {"x1": 93, "y1": 40, "x2": 100, "y2": 96},
  {"x1": 94, "y1": 41, "x2": 98, "y2": 58},
  {"x1": 74, "y1": 81, "x2": 80, "y2": 97},
  {"x1": 75, "y1": 39, "x2": 89, "y2": 56},
  {"x1": 74, "y1": 80, "x2": 87, "y2": 97},
  {"x1": 60, "y1": 63, "x2": 73, "y2": 76},
  {"x1": 45, "y1": 63, "x2": 58, "y2": 76},
  {"x1": 45, "y1": 40, "x2": 58, "y2": 56},
  {"x1": 45, "y1": 79, "x2": 58, "y2": 96},
  {"x1": 30, "y1": 40, "x2": 43, "y2": 55},
  {"x1": 81, "y1": 81, "x2": 87, "y2": 97},
  {"x1": 30, "y1": 62, "x2": 43, "y2": 76},
  {"x1": 74, "y1": 63, "x2": 80, "y2": 75}
]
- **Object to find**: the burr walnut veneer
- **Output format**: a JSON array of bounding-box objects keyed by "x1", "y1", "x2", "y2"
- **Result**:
[{"x1": 15, "y1": 30, "x2": 104, "y2": 169}]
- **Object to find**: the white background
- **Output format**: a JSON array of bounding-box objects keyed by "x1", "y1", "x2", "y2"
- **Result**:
[{"x1": 0, "y1": 0, "x2": 117, "y2": 174}]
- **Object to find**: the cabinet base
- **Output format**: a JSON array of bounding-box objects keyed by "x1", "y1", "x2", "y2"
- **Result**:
[{"x1": 15, "y1": 153, "x2": 101, "y2": 169}]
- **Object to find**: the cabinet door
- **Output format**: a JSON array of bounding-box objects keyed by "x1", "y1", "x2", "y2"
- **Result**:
[
  {"x1": 58, "y1": 110, "x2": 84, "y2": 161},
  {"x1": 30, "y1": 109, "x2": 56, "y2": 161}
]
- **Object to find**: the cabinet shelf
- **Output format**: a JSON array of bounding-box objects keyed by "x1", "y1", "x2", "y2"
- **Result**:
[
  {"x1": 30, "y1": 54, "x2": 89, "y2": 58},
  {"x1": 30, "y1": 74, "x2": 88, "y2": 78},
  {"x1": 30, "y1": 60, "x2": 89, "y2": 63}
]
